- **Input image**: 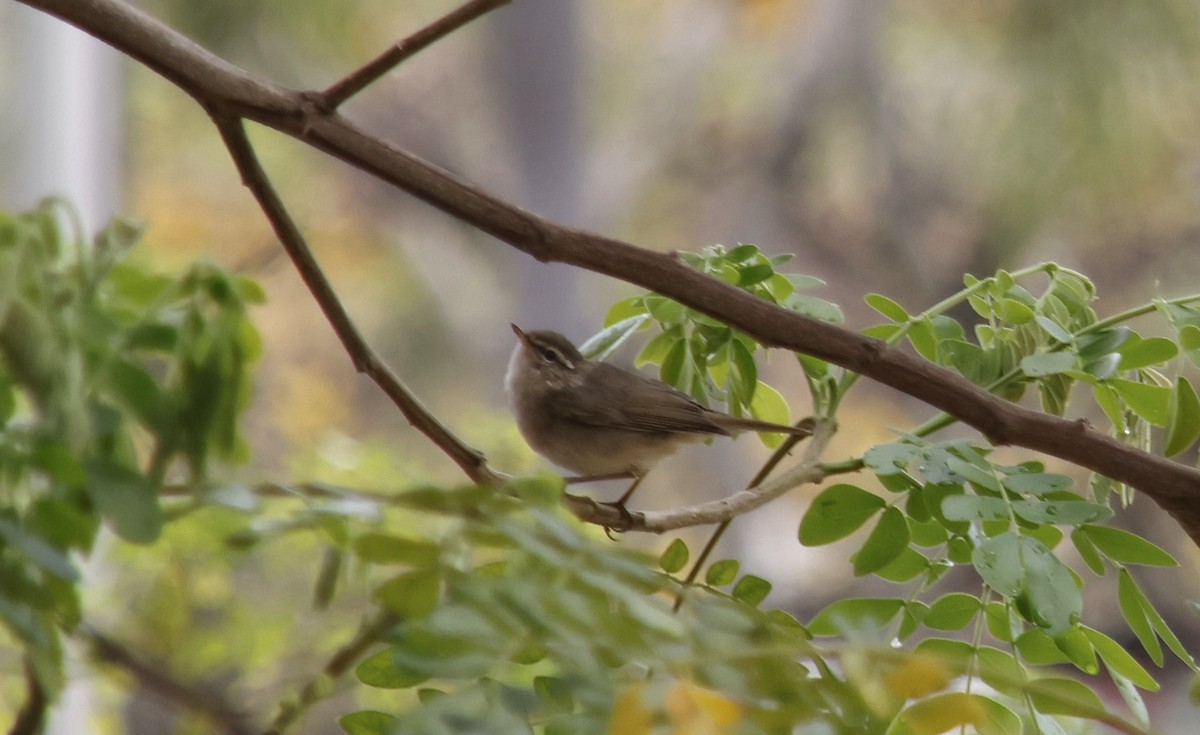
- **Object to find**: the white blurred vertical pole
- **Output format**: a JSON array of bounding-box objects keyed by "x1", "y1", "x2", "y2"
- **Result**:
[
  {"x1": 2, "y1": 5, "x2": 124, "y2": 733},
  {"x1": 2, "y1": 4, "x2": 123, "y2": 230}
]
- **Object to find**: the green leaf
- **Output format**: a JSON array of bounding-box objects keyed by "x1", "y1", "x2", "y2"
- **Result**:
[
  {"x1": 865, "y1": 293, "x2": 909, "y2": 323},
  {"x1": 1076, "y1": 327, "x2": 1131, "y2": 360},
  {"x1": 85, "y1": 459, "x2": 162, "y2": 544},
  {"x1": 635, "y1": 329, "x2": 678, "y2": 367},
  {"x1": 604, "y1": 296, "x2": 648, "y2": 326},
  {"x1": 966, "y1": 649, "x2": 1020, "y2": 701},
  {"x1": 658, "y1": 538, "x2": 689, "y2": 573},
  {"x1": 731, "y1": 575, "x2": 772, "y2": 607},
  {"x1": 972, "y1": 532, "x2": 1024, "y2": 597},
  {"x1": 375, "y1": 569, "x2": 441, "y2": 620},
  {"x1": 1070, "y1": 527, "x2": 1105, "y2": 575},
  {"x1": 338, "y1": 711, "x2": 398, "y2": 735},
  {"x1": 728, "y1": 338, "x2": 758, "y2": 406},
  {"x1": 1164, "y1": 376, "x2": 1200, "y2": 456},
  {"x1": 799, "y1": 484, "x2": 885, "y2": 546},
  {"x1": 1118, "y1": 568, "x2": 1162, "y2": 665},
  {"x1": 748, "y1": 381, "x2": 790, "y2": 440},
  {"x1": 105, "y1": 359, "x2": 165, "y2": 429},
  {"x1": 907, "y1": 319, "x2": 939, "y2": 361},
  {"x1": 1021, "y1": 547, "x2": 1083, "y2": 636},
  {"x1": 1020, "y1": 352, "x2": 1077, "y2": 377},
  {"x1": 888, "y1": 693, "x2": 1020, "y2": 735},
  {"x1": 1120, "y1": 568, "x2": 1198, "y2": 670},
  {"x1": 808, "y1": 598, "x2": 905, "y2": 636},
  {"x1": 996, "y1": 298, "x2": 1035, "y2": 324},
  {"x1": 863, "y1": 323, "x2": 901, "y2": 340},
  {"x1": 1001, "y1": 472, "x2": 1073, "y2": 496},
  {"x1": 1027, "y1": 676, "x2": 1108, "y2": 718},
  {"x1": 726, "y1": 243, "x2": 760, "y2": 263},
  {"x1": 705, "y1": 559, "x2": 739, "y2": 587},
  {"x1": 1011, "y1": 499, "x2": 1112, "y2": 526},
  {"x1": 1083, "y1": 626, "x2": 1159, "y2": 691},
  {"x1": 644, "y1": 295, "x2": 686, "y2": 324},
  {"x1": 737, "y1": 263, "x2": 774, "y2": 286},
  {"x1": 353, "y1": 534, "x2": 441, "y2": 566},
  {"x1": 355, "y1": 649, "x2": 428, "y2": 689},
  {"x1": 1180, "y1": 323, "x2": 1200, "y2": 365},
  {"x1": 1116, "y1": 336, "x2": 1177, "y2": 370},
  {"x1": 1090, "y1": 383, "x2": 1126, "y2": 432},
  {"x1": 1034, "y1": 316, "x2": 1075, "y2": 344},
  {"x1": 874, "y1": 546, "x2": 929, "y2": 583},
  {"x1": 924, "y1": 593, "x2": 981, "y2": 631},
  {"x1": 578, "y1": 315, "x2": 649, "y2": 361},
  {"x1": 1108, "y1": 378, "x2": 1171, "y2": 426},
  {"x1": 784, "y1": 293, "x2": 844, "y2": 323},
  {"x1": 1078, "y1": 525, "x2": 1177, "y2": 566},
  {"x1": 941, "y1": 494, "x2": 1009, "y2": 523},
  {"x1": 864, "y1": 442, "x2": 921, "y2": 475},
  {"x1": 973, "y1": 532, "x2": 1081, "y2": 634},
  {"x1": 853, "y1": 507, "x2": 909, "y2": 576},
  {"x1": 0, "y1": 519, "x2": 79, "y2": 582},
  {"x1": 1014, "y1": 629, "x2": 1071, "y2": 665},
  {"x1": 1053, "y1": 626, "x2": 1098, "y2": 673}
]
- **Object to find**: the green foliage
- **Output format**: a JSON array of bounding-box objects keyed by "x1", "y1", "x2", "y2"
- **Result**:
[
  {"x1": 578, "y1": 255, "x2": 1198, "y2": 732},
  {"x1": 585, "y1": 244, "x2": 842, "y2": 438},
  {"x1": 1, "y1": 211, "x2": 1194, "y2": 735},
  {"x1": 0, "y1": 201, "x2": 260, "y2": 701},
  {"x1": 340, "y1": 480, "x2": 869, "y2": 734}
]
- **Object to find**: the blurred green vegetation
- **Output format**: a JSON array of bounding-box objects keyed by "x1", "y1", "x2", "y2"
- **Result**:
[{"x1": 5, "y1": 0, "x2": 1200, "y2": 732}]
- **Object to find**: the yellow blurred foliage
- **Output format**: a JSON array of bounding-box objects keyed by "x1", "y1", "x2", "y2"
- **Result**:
[
  {"x1": 885, "y1": 654, "x2": 954, "y2": 699},
  {"x1": 610, "y1": 681, "x2": 743, "y2": 735}
]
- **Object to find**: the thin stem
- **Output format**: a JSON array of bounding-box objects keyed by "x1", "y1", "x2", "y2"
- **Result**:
[
  {"x1": 211, "y1": 115, "x2": 501, "y2": 486},
  {"x1": 265, "y1": 612, "x2": 399, "y2": 734},
  {"x1": 318, "y1": 0, "x2": 511, "y2": 110},
  {"x1": 672, "y1": 418, "x2": 829, "y2": 610}
]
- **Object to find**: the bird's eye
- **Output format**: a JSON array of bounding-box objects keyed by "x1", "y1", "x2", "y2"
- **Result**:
[{"x1": 536, "y1": 345, "x2": 573, "y2": 369}]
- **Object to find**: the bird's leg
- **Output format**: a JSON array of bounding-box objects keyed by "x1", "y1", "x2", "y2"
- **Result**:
[
  {"x1": 612, "y1": 472, "x2": 646, "y2": 508},
  {"x1": 561, "y1": 471, "x2": 642, "y2": 537},
  {"x1": 565, "y1": 471, "x2": 637, "y2": 485},
  {"x1": 595, "y1": 472, "x2": 646, "y2": 537}
]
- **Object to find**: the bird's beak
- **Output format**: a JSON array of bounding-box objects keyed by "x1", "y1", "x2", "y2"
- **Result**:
[{"x1": 510, "y1": 323, "x2": 529, "y2": 345}]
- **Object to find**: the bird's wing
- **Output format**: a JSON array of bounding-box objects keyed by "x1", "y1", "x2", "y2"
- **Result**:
[{"x1": 546, "y1": 363, "x2": 729, "y2": 435}]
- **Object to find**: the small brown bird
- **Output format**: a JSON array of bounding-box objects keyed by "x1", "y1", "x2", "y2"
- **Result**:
[{"x1": 506, "y1": 324, "x2": 810, "y2": 507}]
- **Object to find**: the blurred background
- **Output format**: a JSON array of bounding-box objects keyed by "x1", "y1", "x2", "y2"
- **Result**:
[{"x1": 3, "y1": 0, "x2": 1200, "y2": 732}]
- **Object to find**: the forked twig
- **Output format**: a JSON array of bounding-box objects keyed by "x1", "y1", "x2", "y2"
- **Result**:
[
  {"x1": 211, "y1": 115, "x2": 502, "y2": 486},
  {"x1": 317, "y1": 0, "x2": 511, "y2": 110}
]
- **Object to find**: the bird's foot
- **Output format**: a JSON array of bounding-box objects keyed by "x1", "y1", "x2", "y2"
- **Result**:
[{"x1": 598, "y1": 500, "x2": 635, "y2": 539}]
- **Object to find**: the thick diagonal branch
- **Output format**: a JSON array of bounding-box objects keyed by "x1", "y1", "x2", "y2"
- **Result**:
[{"x1": 18, "y1": 0, "x2": 1200, "y2": 546}]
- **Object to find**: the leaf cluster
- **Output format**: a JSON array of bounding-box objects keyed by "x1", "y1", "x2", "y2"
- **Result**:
[
  {"x1": 582, "y1": 244, "x2": 841, "y2": 443},
  {"x1": 0, "y1": 201, "x2": 261, "y2": 702}
]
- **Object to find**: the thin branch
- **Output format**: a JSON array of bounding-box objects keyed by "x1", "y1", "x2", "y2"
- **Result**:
[
  {"x1": 564, "y1": 418, "x2": 837, "y2": 532},
  {"x1": 317, "y1": 0, "x2": 511, "y2": 110},
  {"x1": 8, "y1": 658, "x2": 47, "y2": 735},
  {"x1": 265, "y1": 612, "x2": 398, "y2": 735},
  {"x1": 16, "y1": 0, "x2": 1200, "y2": 547},
  {"x1": 210, "y1": 115, "x2": 502, "y2": 487},
  {"x1": 81, "y1": 626, "x2": 256, "y2": 735}
]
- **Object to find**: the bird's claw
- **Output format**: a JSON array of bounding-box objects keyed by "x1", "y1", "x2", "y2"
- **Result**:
[{"x1": 599, "y1": 500, "x2": 635, "y2": 538}]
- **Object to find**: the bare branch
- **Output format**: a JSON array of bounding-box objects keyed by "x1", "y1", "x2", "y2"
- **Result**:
[
  {"x1": 211, "y1": 115, "x2": 502, "y2": 486},
  {"x1": 564, "y1": 418, "x2": 836, "y2": 532},
  {"x1": 82, "y1": 626, "x2": 257, "y2": 735},
  {"x1": 9, "y1": 658, "x2": 47, "y2": 735},
  {"x1": 317, "y1": 0, "x2": 511, "y2": 110},
  {"x1": 16, "y1": 0, "x2": 1200, "y2": 546},
  {"x1": 265, "y1": 612, "x2": 398, "y2": 735}
]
